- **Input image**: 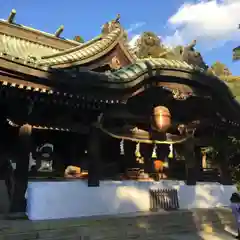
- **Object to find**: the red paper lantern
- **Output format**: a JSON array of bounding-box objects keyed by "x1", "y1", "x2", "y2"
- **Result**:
[{"x1": 152, "y1": 106, "x2": 171, "y2": 132}]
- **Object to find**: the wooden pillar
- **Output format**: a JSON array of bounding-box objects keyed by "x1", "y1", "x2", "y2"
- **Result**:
[
  {"x1": 195, "y1": 146, "x2": 203, "y2": 181},
  {"x1": 9, "y1": 124, "x2": 32, "y2": 217},
  {"x1": 88, "y1": 126, "x2": 101, "y2": 187},
  {"x1": 180, "y1": 140, "x2": 199, "y2": 185},
  {"x1": 214, "y1": 133, "x2": 232, "y2": 185}
]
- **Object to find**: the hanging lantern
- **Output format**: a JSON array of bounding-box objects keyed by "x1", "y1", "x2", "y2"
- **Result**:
[
  {"x1": 168, "y1": 144, "x2": 173, "y2": 158},
  {"x1": 135, "y1": 142, "x2": 141, "y2": 158},
  {"x1": 152, "y1": 106, "x2": 171, "y2": 132},
  {"x1": 152, "y1": 144, "x2": 157, "y2": 158},
  {"x1": 120, "y1": 139, "x2": 125, "y2": 155}
]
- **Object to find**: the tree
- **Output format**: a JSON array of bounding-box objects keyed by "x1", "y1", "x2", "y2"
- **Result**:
[
  {"x1": 204, "y1": 137, "x2": 240, "y2": 189},
  {"x1": 135, "y1": 32, "x2": 166, "y2": 58},
  {"x1": 210, "y1": 61, "x2": 232, "y2": 76}
]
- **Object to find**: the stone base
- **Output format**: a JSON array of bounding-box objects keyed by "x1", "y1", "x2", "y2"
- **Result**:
[{"x1": 26, "y1": 180, "x2": 237, "y2": 220}]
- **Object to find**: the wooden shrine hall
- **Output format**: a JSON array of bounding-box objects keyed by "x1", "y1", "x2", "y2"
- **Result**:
[{"x1": 0, "y1": 10, "x2": 240, "y2": 216}]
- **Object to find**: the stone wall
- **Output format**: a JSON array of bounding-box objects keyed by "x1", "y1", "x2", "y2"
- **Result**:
[
  {"x1": 27, "y1": 181, "x2": 237, "y2": 220},
  {"x1": 0, "y1": 208, "x2": 236, "y2": 240}
]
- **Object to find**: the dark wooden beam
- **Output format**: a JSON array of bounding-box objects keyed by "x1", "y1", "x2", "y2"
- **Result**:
[
  {"x1": 87, "y1": 125, "x2": 102, "y2": 187},
  {"x1": 176, "y1": 137, "x2": 199, "y2": 185},
  {"x1": 0, "y1": 57, "x2": 50, "y2": 79},
  {"x1": 214, "y1": 136, "x2": 232, "y2": 185}
]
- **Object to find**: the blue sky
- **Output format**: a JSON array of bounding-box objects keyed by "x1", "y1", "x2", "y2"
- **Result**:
[{"x1": 0, "y1": 0, "x2": 239, "y2": 74}]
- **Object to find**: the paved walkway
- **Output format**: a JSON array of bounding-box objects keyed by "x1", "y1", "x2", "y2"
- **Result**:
[{"x1": 168, "y1": 231, "x2": 236, "y2": 240}]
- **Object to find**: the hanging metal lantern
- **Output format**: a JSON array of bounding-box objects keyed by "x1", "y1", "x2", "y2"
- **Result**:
[
  {"x1": 36, "y1": 143, "x2": 54, "y2": 172},
  {"x1": 152, "y1": 106, "x2": 171, "y2": 132}
]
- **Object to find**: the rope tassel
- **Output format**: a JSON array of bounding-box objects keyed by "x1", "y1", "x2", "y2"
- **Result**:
[
  {"x1": 135, "y1": 142, "x2": 141, "y2": 158},
  {"x1": 120, "y1": 139, "x2": 124, "y2": 155},
  {"x1": 168, "y1": 144, "x2": 173, "y2": 158},
  {"x1": 152, "y1": 144, "x2": 157, "y2": 158}
]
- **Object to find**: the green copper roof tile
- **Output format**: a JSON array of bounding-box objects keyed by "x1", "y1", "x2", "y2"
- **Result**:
[{"x1": 116, "y1": 70, "x2": 130, "y2": 79}]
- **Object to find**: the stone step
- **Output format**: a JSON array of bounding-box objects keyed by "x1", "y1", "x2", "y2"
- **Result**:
[{"x1": 0, "y1": 208, "x2": 237, "y2": 240}]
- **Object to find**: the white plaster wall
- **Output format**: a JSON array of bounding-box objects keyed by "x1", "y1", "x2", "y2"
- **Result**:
[{"x1": 27, "y1": 180, "x2": 237, "y2": 220}]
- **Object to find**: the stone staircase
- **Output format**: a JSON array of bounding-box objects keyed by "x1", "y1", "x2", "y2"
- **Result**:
[{"x1": 0, "y1": 208, "x2": 237, "y2": 240}]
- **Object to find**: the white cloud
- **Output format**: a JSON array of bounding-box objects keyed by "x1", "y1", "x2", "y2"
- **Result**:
[
  {"x1": 163, "y1": 0, "x2": 240, "y2": 49},
  {"x1": 126, "y1": 22, "x2": 146, "y2": 33},
  {"x1": 128, "y1": 34, "x2": 140, "y2": 48}
]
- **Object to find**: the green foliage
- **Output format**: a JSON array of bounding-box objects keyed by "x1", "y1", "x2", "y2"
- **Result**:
[
  {"x1": 233, "y1": 46, "x2": 240, "y2": 60},
  {"x1": 135, "y1": 32, "x2": 167, "y2": 59},
  {"x1": 210, "y1": 61, "x2": 231, "y2": 76},
  {"x1": 227, "y1": 137, "x2": 240, "y2": 185},
  {"x1": 226, "y1": 81, "x2": 240, "y2": 101},
  {"x1": 202, "y1": 138, "x2": 240, "y2": 186}
]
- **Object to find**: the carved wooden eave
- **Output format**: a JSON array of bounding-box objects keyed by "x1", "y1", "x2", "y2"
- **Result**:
[
  {"x1": 2, "y1": 47, "x2": 240, "y2": 134},
  {"x1": 7, "y1": 118, "x2": 89, "y2": 134},
  {"x1": 0, "y1": 56, "x2": 237, "y2": 103}
]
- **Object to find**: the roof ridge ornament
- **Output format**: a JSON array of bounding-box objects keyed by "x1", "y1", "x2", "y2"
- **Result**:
[
  {"x1": 115, "y1": 14, "x2": 121, "y2": 24},
  {"x1": 101, "y1": 14, "x2": 121, "y2": 35},
  {"x1": 55, "y1": 25, "x2": 64, "y2": 38},
  {"x1": 7, "y1": 9, "x2": 16, "y2": 23}
]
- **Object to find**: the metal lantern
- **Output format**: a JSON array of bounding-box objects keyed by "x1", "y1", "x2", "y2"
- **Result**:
[
  {"x1": 36, "y1": 143, "x2": 54, "y2": 172},
  {"x1": 152, "y1": 106, "x2": 171, "y2": 132}
]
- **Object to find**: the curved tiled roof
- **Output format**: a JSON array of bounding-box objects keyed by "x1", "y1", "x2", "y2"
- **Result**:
[
  {"x1": 38, "y1": 23, "x2": 126, "y2": 67},
  {"x1": 0, "y1": 34, "x2": 60, "y2": 60},
  {"x1": 0, "y1": 15, "x2": 135, "y2": 68}
]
